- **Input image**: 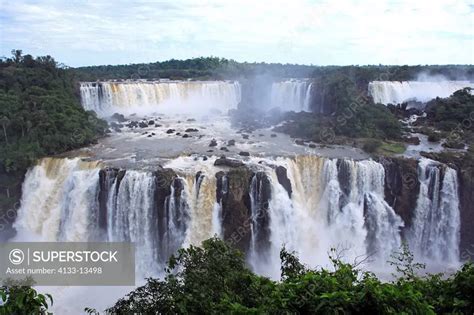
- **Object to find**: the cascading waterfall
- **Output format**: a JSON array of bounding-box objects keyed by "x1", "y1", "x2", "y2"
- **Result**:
[
  {"x1": 80, "y1": 80, "x2": 242, "y2": 116},
  {"x1": 160, "y1": 178, "x2": 189, "y2": 263},
  {"x1": 15, "y1": 158, "x2": 102, "y2": 242},
  {"x1": 408, "y1": 158, "x2": 460, "y2": 264},
  {"x1": 182, "y1": 172, "x2": 218, "y2": 246},
  {"x1": 14, "y1": 155, "x2": 461, "y2": 280},
  {"x1": 106, "y1": 170, "x2": 158, "y2": 274},
  {"x1": 270, "y1": 80, "x2": 313, "y2": 112},
  {"x1": 258, "y1": 157, "x2": 404, "y2": 277},
  {"x1": 248, "y1": 172, "x2": 271, "y2": 270},
  {"x1": 368, "y1": 80, "x2": 474, "y2": 107}
]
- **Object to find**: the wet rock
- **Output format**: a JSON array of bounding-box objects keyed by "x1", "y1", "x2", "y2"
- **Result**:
[
  {"x1": 295, "y1": 139, "x2": 305, "y2": 145},
  {"x1": 176, "y1": 132, "x2": 181, "y2": 136},
  {"x1": 459, "y1": 166, "x2": 474, "y2": 260},
  {"x1": 379, "y1": 157, "x2": 420, "y2": 233},
  {"x1": 127, "y1": 121, "x2": 139, "y2": 128},
  {"x1": 227, "y1": 139, "x2": 236, "y2": 146},
  {"x1": 148, "y1": 120, "x2": 155, "y2": 125},
  {"x1": 111, "y1": 113, "x2": 127, "y2": 122},
  {"x1": 220, "y1": 147, "x2": 229, "y2": 152},
  {"x1": 216, "y1": 167, "x2": 254, "y2": 253},
  {"x1": 182, "y1": 134, "x2": 190, "y2": 138},
  {"x1": 155, "y1": 124, "x2": 162, "y2": 127},
  {"x1": 239, "y1": 151, "x2": 250, "y2": 157},
  {"x1": 207, "y1": 150, "x2": 214, "y2": 153},
  {"x1": 185, "y1": 128, "x2": 199, "y2": 132},
  {"x1": 147, "y1": 135, "x2": 152, "y2": 138},
  {"x1": 187, "y1": 118, "x2": 196, "y2": 122},
  {"x1": 139, "y1": 121, "x2": 148, "y2": 128},
  {"x1": 242, "y1": 134, "x2": 249, "y2": 139},
  {"x1": 202, "y1": 156, "x2": 208, "y2": 161},
  {"x1": 270, "y1": 134, "x2": 277, "y2": 138},
  {"x1": 166, "y1": 129, "x2": 175, "y2": 134},
  {"x1": 309, "y1": 143, "x2": 317, "y2": 148},
  {"x1": 276, "y1": 166, "x2": 292, "y2": 197},
  {"x1": 209, "y1": 139, "x2": 218, "y2": 147},
  {"x1": 214, "y1": 156, "x2": 244, "y2": 167},
  {"x1": 403, "y1": 136, "x2": 420, "y2": 145}
]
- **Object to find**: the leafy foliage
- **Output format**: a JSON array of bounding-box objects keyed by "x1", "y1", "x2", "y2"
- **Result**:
[
  {"x1": 425, "y1": 88, "x2": 474, "y2": 132},
  {"x1": 107, "y1": 237, "x2": 474, "y2": 315},
  {"x1": 0, "y1": 285, "x2": 53, "y2": 315},
  {"x1": 0, "y1": 50, "x2": 108, "y2": 172}
]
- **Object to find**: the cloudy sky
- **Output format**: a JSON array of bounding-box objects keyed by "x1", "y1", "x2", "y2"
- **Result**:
[{"x1": 0, "y1": 0, "x2": 473, "y2": 67}]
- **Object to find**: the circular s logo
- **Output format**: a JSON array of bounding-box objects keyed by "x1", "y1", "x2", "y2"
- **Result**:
[{"x1": 9, "y1": 249, "x2": 24, "y2": 265}]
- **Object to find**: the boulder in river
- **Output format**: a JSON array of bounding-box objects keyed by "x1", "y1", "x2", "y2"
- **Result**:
[
  {"x1": 214, "y1": 156, "x2": 244, "y2": 167},
  {"x1": 209, "y1": 139, "x2": 218, "y2": 147}
]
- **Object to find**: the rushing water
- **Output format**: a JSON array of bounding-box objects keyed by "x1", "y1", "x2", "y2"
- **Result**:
[
  {"x1": 408, "y1": 158, "x2": 460, "y2": 264},
  {"x1": 80, "y1": 80, "x2": 242, "y2": 116},
  {"x1": 15, "y1": 156, "x2": 461, "y2": 279},
  {"x1": 368, "y1": 80, "x2": 474, "y2": 107},
  {"x1": 270, "y1": 80, "x2": 313, "y2": 112}
]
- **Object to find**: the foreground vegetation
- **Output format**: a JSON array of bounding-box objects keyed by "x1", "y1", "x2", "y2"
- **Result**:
[
  {"x1": 2, "y1": 238, "x2": 471, "y2": 314},
  {"x1": 105, "y1": 238, "x2": 473, "y2": 314}
]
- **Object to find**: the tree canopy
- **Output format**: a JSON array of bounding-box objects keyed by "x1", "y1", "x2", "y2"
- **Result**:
[{"x1": 0, "y1": 50, "x2": 107, "y2": 172}]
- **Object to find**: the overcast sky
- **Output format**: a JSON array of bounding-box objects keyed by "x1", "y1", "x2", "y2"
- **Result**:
[{"x1": 0, "y1": 0, "x2": 473, "y2": 67}]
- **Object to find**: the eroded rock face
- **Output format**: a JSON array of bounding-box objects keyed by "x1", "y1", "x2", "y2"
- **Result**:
[
  {"x1": 0, "y1": 170, "x2": 25, "y2": 240},
  {"x1": 275, "y1": 166, "x2": 292, "y2": 198},
  {"x1": 379, "y1": 157, "x2": 420, "y2": 233},
  {"x1": 459, "y1": 167, "x2": 474, "y2": 260},
  {"x1": 214, "y1": 156, "x2": 244, "y2": 168},
  {"x1": 216, "y1": 167, "x2": 253, "y2": 253},
  {"x1": 97, "y1": 168, "x2": 126, "y2": 233}
]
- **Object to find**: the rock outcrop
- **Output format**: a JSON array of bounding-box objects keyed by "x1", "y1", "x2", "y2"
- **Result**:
[
  {"x1": 216, "y1": 167, "x2": 253, "y2": 253},
  {"x1": 379, "y1": 157, "x2": 420, "y2": 233}
]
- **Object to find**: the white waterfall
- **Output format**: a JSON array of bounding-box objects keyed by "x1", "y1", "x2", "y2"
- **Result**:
[
  {"x1": 15, "y1": 158, "x2": 101, "y2": 242},
  {"x1": 270, "y1": 80, "x2": 313, "y2": 112},
  {"x1": 408, "y1": 158, "x2": 461, "y2": 264},
  {"x1": 14, "y1": 155, "x2": 461, "y2": 280},
  {"x1": 368, "y1": 80, "x2": 474, "y2": 107},
  {"x1": 80, "y1": 80, "x2": 242, "y2": 117},
  {"x1": 106, "y1": 170, "x2": 158, "y2": 274},
  {"x1": 258, "y1": 157, "x2": 404, "y2": 277}
]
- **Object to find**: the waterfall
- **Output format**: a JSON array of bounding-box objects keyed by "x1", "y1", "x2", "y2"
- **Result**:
[
  {"x1": 14, "y1": 155, "x2": 461, "y2": 280},
  {"x1": 80, "y1": 80, "x2": 242, "y2": 117},
  {"x1": 368, "y1": 80, "x2": 474, "y2": 107},
  {"x1": 270, "y1": 80, "x2": 313, "y2": 112},
  {"x1": 260, "y1": 157, "x2": 403, "y2": 277},
  {"x1": 408, "y1": 158, "x2": 461, "y2": 264},
  {"x1": 248, "y1": 172, "x2": 271, "y2": 270},
  {"x1": 182, "y1": 172, "x2": 218, "y2": 246},
  {"x1": 160, "y1": 178, "x2": 189, "y2": 263},
  {"x1": 15, "y1": 158, "x2": 102, "y2": 242},
  {"x1": 106, "y1": 170, "x2": 159, "y2": 274}
]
